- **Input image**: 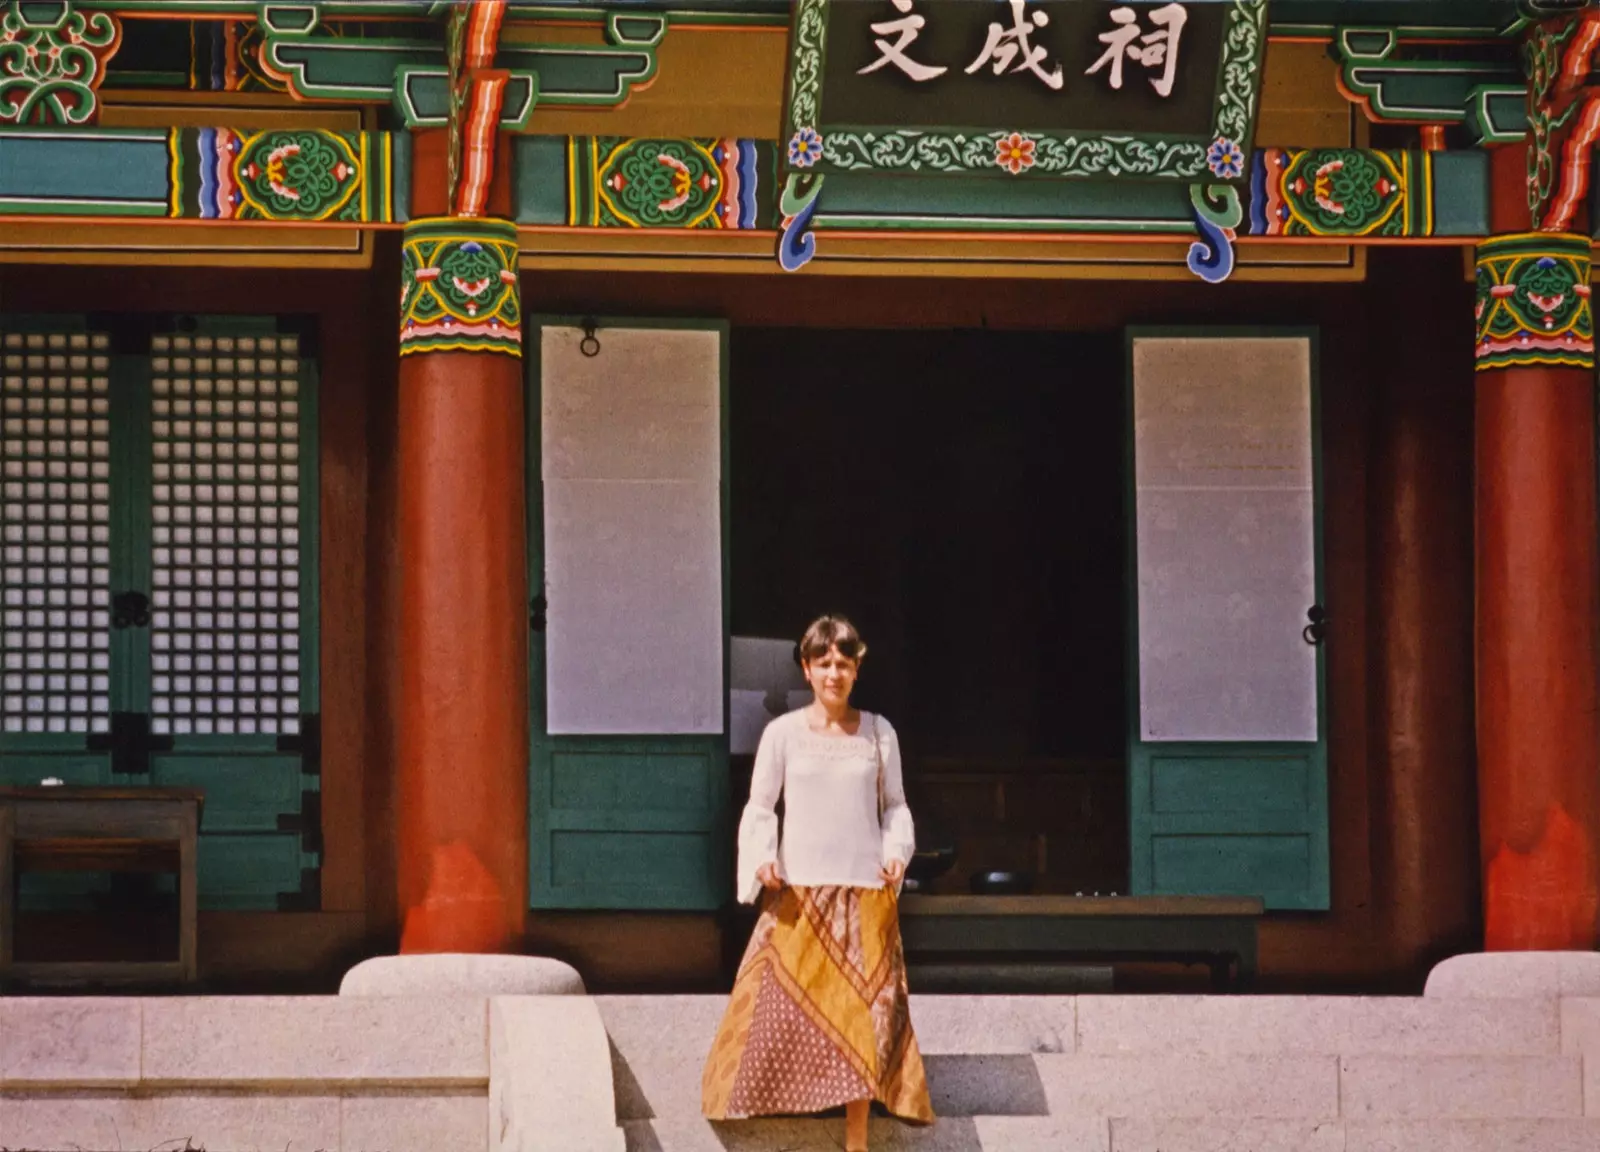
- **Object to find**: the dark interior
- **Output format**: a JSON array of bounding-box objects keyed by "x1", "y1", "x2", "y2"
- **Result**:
[{"x1": 730, "y1": 327, "x2": 1130, "y2": 895}]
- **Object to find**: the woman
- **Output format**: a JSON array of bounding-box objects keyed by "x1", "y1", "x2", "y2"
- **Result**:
[{"x1": 702, "y1": 615, "x2": 934, "y2": 1151}]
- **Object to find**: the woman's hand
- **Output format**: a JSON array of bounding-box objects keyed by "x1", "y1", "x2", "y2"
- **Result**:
[
  {"x1": 756, "y1": 862, "x2": 783, "y2": 891},
  {"x1": 880, "y1": 859, "x2": 906, "y2": 887}
]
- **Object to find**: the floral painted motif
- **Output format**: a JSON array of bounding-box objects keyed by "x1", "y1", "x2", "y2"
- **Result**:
[
  {"x1": 995, "y1": 133, "x2": 1036, "y2": 175},
  {"x1": 825, "y1": 129, "x2": 1205, "y2": 179},
  {"x1": 235, "y1": 130, "x2": 361, "y2": 221},
  {"x1": 572, "y1": 137, "x2": 765, "y2": 230},
  {"x1": 788, "y1": 127, "x2": 824, "y2": 169},
  {"x1": 400, "y1": 218, "x2": 522, "y2": 358},
  {"x1": 598, "y1": 139, "x2": 719, "y2": 226},
  {"x1": 1250, "y1": 149, "x2": 1416, "y2": 238},
  {"x1": 170, "y1": 127, "x2": 394, "y2": 223},
  {"x1": 1474, "y1": 232, "x2": 1594, "y2": 372},
  {"x1": 1206, "y1": 137, "x2": 1245, "y2": 180}
]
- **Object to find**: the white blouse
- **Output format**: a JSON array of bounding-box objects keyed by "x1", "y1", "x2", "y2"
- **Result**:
[{"x1": 735, "y1": 707, "x2": 916, "y2": 904}]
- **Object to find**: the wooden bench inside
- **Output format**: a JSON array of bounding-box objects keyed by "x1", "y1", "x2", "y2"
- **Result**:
[
  {"x1": 0, "y1": 787, "x2": 204, "y2": 989},
  {"x1": 898, "y1": 894, "x2": 1264, "y2": 992}
]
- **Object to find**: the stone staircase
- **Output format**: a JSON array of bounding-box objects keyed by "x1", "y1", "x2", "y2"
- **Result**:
[
  {"x1": 599, "y1": 961, "x2": 1600, "y2": 1151},
  {"x1": 2, "y1": 953, "x2": 1599, "y2": 1150}
]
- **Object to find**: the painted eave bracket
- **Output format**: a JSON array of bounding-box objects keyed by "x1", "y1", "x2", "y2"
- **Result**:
[{"x1": 254, "y1": 4, "x2": 663, "y2": 126}]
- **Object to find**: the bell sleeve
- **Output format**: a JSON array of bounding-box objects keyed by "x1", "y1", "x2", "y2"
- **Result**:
[
  {"x1": 735, "y1": 719, "x2": 785, "y2": 904},
  {"x1": 877, "y1": 717, "x2": 916, "y2": 878}
]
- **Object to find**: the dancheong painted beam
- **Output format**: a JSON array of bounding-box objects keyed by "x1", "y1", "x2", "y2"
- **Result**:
[
  {"x1": 1, "y1": 129, "x2": 1494, "y2": 248},
  {"x1": 0, "y1": 126, "x2": 398, "y2": 220}
]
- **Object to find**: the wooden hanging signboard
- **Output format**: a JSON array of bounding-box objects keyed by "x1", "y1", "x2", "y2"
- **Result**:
[{"x1": 781, "y1": 0, "x2": 1269, "y2": 184}]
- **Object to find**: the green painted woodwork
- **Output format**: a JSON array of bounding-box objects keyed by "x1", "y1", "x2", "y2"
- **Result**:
[
  {"x1": 1432, "y1": 150, "x2": 1492, "y2": 235},
  {"x1": 1150, "y1": 753, "x2": 1313, "y2": 814},
  {"x1": 525, "y1": 317, "x2": 731, "y2": 912},
  {"x1": 0, "y1": 130, "x2": 171, "y2": 216},
  {"x1": 0, "y1": 315, "x2": 321, "y2": 912},
  {"x1": 195, "y1": 833, "x2": 310, "y2": 910},
  {"x1": 251, "y1": 4, "x2": 665, "y2": 123},
  {"x1": 1467, "y1": 85, "x2": 1532, "y2": 144},
  {"x1": 67, "y1": 1, "x2": 1520, "y2": 37},
  {"x1": 149, "y1": 753, "x2": 303, "y2": 832},
  {"x1": 0, "y1": 127, "x2": 399, "y2": 223},
  {"x1": 814, "y1": 172, "x2": 1194, "y2": 233},
  {"x1": 515, "y1": 136, "x2": 569, "y2": 225},
  {"x1": 392, "y1": 127, "x2": 412, "y2": 224},
  {"x1": 1336, "y1": 27, "x2": 1520, "y2": 125},
  {"x1": 1124, "y1": 328, "x2": 1331, "y2": 913}
]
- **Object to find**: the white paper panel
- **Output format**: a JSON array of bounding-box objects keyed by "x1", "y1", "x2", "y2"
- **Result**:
[
  {"x1": 544, "y1": 479, "x2": 722, "y2": 734},
  {"x1": 542, "y1": 326, "x2": 720, "y2": 482},
  {"x1": 541, "y1": 324, "x2": 723, "y2": 734},
  {"x1": 1133, "y1": 336, "x2": 1317, "y2": 743}
]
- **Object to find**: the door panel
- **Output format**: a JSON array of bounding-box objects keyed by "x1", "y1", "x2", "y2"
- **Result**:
[
  {"x1": 143, "y1": 323, "x2": 320, "y2": 909},
  {"x1": 1126, "y1": 329, "x2": 1329, "y2": 911},
  {"x1": 527, "y1": 319, "x2": 730, "y2": 910}
]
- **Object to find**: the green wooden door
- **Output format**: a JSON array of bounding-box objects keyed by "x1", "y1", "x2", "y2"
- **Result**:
[
  {"x1": 2, "y1": 323, "x2": 123, "y2": 927},
  {"x1": 1, "y1": 316, "x2": 320, "y2": 911},
  {"x1": 526, "y1": 318, "x2": 730, "y2": 910},
  {"x1": 1125, "y1": 328, "x2": 1330, "y2": 911}
]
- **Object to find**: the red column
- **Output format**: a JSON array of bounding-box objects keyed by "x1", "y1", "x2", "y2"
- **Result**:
[
  {"x1": 394, "y1": 216, "x2": 529, "y2": 953},
  {"x1": 1474, "y1": 214, "x2": 1600, "y2": 950}
]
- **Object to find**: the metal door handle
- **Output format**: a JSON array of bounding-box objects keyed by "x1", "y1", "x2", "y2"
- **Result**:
[{"x1": 111, "y1": 591, "x2": 151, "y2": 629}]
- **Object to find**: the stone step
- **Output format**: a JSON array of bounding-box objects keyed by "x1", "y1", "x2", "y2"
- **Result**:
[
  {"x1": 1116, "y1": 1119, "x2": 1600, "y2": 1152},
  {"x1": 628, "y1": 1117, "x2": 1600, "y2": 1152},
  {"x1": 624, "y1": 1116, "x2": 1109, "y2": 1151},
  {"x1": 601, "y1": 995, "x2": 1591, "y2": 1123}
]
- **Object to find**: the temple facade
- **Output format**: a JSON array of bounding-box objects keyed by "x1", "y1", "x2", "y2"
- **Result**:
[{"x1": 0, "y1": 0, "x2": 1597, "y2": 995}]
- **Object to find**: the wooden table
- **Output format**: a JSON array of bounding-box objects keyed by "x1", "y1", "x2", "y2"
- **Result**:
[
  {"x1": 898, "y1": 894, "x2": 1264, "y2": 991},
  {"x1": 0, "y1": 786, "x2": 204, "y2": 989}
]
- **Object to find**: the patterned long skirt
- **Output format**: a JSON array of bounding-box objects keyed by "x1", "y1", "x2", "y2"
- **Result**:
[{"x1": 701, "y1": 884, "x2": 935, "y2": 1124}]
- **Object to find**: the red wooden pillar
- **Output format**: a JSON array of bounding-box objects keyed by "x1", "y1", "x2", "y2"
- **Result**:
[
  {"x1": 1474, "y1": 157, "x2": 1600, "y2": 948},
  {"x1": 393, "y1": 216, "x2": 529, "y2": 953}
]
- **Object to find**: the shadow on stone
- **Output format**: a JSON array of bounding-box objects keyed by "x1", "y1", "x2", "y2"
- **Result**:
[
  {"x1": 612, "y1": 1035, "x2": 656, "y2": 1120},
  {"x1": 925, "y1": 1054, "x2": 1050, "y2": 1117}
]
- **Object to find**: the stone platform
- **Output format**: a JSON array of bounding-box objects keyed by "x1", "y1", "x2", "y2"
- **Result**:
[{"x1": 2, "y1": 952, "x2": 1599, "y2": 1150}]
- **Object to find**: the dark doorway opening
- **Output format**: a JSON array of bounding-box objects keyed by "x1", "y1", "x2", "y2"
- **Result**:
[{"x1": 730, "y1": 327, "x2": 1129, "y2": 896}]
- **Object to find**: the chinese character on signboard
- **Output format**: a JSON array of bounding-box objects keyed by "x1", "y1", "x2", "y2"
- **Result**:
[
  {"x1": 858, "y1": 0, "x2": 1191, "y2": 98},
  {"x1": 965, "y1": 0, "x2": 1065, "y2": 91},
  {"x1": 1086, "y1": 3, "x2": 1189, "y2": 97},
  {"x1": 858, "y1": 0, "x2": 947, "y2": 81}
]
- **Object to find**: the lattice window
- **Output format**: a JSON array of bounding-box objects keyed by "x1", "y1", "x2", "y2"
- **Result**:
[
  {"x1": 148, "y1": 332, "x2": 304, "y2": 737},
  {"x1": 0, "y1": 331, "x2": 113, "y2": 735}
]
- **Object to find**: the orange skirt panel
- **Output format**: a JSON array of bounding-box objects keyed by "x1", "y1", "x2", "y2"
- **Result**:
[{"x1": 701, "y1": 885, "x2": 935, "y2": 1124}]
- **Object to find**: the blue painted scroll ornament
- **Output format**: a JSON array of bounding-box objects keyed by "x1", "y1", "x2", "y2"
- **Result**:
[
  {"x1": 1187, "y1": 183, "x2": 1243, "y2": 284},
  {"x1": 778, "y1": 170, "x2": 824, "y2": 273}
]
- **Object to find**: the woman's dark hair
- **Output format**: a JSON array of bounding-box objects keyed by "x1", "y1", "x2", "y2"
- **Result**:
[{"x1": 797, "y1": 614, "x2": 867, "y2": 665}]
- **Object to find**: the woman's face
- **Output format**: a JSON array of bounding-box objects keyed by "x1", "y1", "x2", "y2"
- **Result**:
[{"x1": 804, "y1": 645, "x2": 860, "y2": 710}]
